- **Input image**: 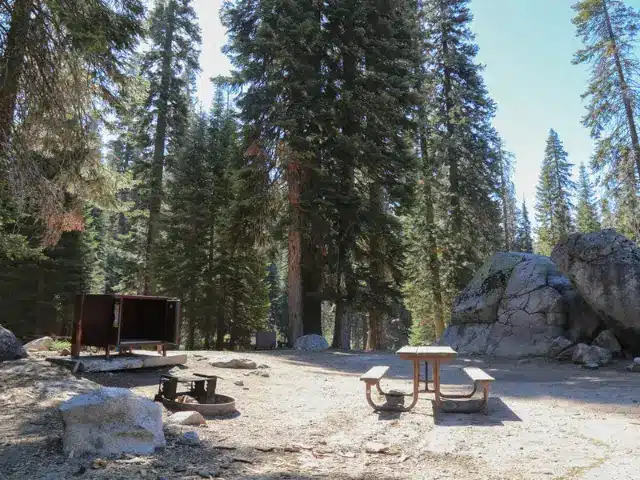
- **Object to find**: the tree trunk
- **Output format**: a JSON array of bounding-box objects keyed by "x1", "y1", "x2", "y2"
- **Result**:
[
  {"x1": 366, "y1": 310, "x2": 381, "y2": 350},
  {"x1": 287, "y1": 160, "x2": 303, "y2": 346},
  {"x1": 144, "y1": 0, "x2": 176, "y2": 294},
  {"x1": 341, "y1": 309, "x2": 351, "y2": 350},
  {"x1": 419, "y1": 127, "x2": 445, "y2": 338},
  {"x1": 602, "y1": 0, "x2": 640, "y2": 181},
  {"x1": 0, "y1": 0, "x2": 32, "y2": 157},
  {"x1": 215, "y1": 289, "x2": 226, "y2": 351},
  {"x1": 332, "y1": 14, "x2": 358, "y2": 348},
  {"x1": 187, "y1": 294, "x2": 196, "y2": 351}
]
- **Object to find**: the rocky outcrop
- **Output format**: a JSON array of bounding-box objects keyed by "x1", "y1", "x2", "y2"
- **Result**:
[
  {"x1": 547, "y1": 336, "x2": 574, "y2": 359},
  {"x1": 551, "y1": 230, "x2": 640, "y2": 355},
  {"x1": 59, "y1": 387, "x2": 165, "y2": 456},
  {"x1": 23, "y1": 336, "x2": 53, "y2": 351},
  {"x1": 441, "y1": 253, "x2": 605, "y2": 358},
  {"x1": 0, "y1": 326, "x2": 27, "y2": 361},
  {"x1": 294, "y1": 334, "x2": 329, "y2": 352}
]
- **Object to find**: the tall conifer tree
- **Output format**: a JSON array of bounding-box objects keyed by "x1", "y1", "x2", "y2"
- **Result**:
[{"x1": 535, "y1": 129, "x2": 575, "y2": 255}]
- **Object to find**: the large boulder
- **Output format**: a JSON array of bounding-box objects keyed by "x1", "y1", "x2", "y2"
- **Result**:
[
  {"x1": 551, "y1": 230, "x2": 640, "y2": 355},
  {"x1": 23, "y1": 336, "x2": 54, "y2": 352},
  {"x1": 294, "y1": 334, "x2": 329, "y2": 352},
  {"x1": 442, "y1": 253, "x2": 604, "y2": 358},
  {"x1": 59, "y1": 387, "x2": 165, "y2": 456},
  {"x1": 0, "y1": 325, "x2": 27, "y2": 361}
]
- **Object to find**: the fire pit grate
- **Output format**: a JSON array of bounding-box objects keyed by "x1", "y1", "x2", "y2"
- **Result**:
[{"x1": 155, "y1": 373, "x2": 236, "y2": 416}]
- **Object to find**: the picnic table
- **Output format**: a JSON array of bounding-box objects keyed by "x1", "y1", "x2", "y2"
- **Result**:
[{"x1": 396, "y1": 345, "x2": 457, "y2": 410}]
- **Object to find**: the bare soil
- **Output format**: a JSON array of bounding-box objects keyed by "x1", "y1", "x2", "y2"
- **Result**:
[{"x1": 1, "y1": 350, "x2": 639, "y2": 480}]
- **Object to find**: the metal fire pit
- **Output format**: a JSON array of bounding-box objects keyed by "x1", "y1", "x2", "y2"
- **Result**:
[{"x1": 154, "y1": 373, "x2": 236, "y2": 416}]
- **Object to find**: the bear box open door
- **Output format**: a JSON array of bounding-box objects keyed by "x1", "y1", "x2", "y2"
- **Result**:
[{"x1": 71, "y1": 294, "x2": 181, "y2": 358}]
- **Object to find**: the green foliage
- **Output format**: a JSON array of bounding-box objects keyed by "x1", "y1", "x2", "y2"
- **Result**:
[
  {"x1": 535, "y1": 129, "x2": 575, "y2": 255},
  {"x1": 576, "y1": 163, "x2": 602, "y2": 233},
  {"x1": 49, "y1": 339, "x2": 72, "y2": 352}
]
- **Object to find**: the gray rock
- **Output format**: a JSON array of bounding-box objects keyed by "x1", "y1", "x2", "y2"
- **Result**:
[
  {"x1": 0, "y1": 326, "x2": 27, "y2": 361},
  {"x1": 23, "y1": 336, "x2": 54, "y2": 351},
  {"x1": 166, "y1": 411, "x2": 206, "y2": 426},
  {"x1": 209, "y1": 357, "x2": 257, "y2": 369},
  {"x1": 58, "y1": 387, "x2": 165, "y2": 456},
  {"x1": 177, "y1": 431, "x2": 200, "y2": 446},
  {"x1": 233, "y1": 380, "x2": 244, "y2": 386},
  {"x1": 571, "y1": 343, "x2": 612, "y2": 366},
  {"x1": 556, "y1": 344, "x2": 577, "y2": 361},
  {"x1": 552, "y1": 229, "x2": 640, "y2": 355},
  {"x1": 592, "y1": 330, "x2": 622, "y2": 355},
  {"x1": 294, "y1": 334, "x2": 329, "y2": 352},
  {"x1": 547, "y1": 336, "x2": 575, "y2": 358},
  {"x1": 442, "y1": 253, "x2": 602, "y2": 358},
  {"x1": 249, "y1": 370, "x2": 269, "y2": 378}
]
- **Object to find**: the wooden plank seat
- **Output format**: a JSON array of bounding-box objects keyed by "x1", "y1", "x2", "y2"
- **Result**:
[
  {"x1": 441, "y1": 367, "x2": 495, "y2": 414},
  {"x1": 360, "y1": 366, "x2": 411, "y2": 411}
]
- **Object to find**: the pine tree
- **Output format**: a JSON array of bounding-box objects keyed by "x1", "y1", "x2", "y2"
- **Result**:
[
  {"x1": 576, "y1": 162, "x2": 602, "y2": 233},
  {"x1": 222, "y1": 0, "x2": 326, "y2": 344},
  {"x1": 535, "y1": 129, "x2": 575, "y2": 255},
  {"x1": 141, "y1": 0, "x2": 201, "y2": 294},
  {"x1": 573, "y1": 0, "x2": 640, "y2": 183},
  {"x1": 514, "y1": 200, "x2": 533, "y2": 253}
]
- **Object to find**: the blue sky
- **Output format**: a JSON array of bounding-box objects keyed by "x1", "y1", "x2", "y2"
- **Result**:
[{"x1": 191, "y1": 0, "x2": 639, "y2": 218}]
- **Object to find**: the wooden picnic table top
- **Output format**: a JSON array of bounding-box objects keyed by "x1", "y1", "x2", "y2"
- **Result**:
[{"x1": 396, "y1": 345, "x2": 457, "y2": 360}]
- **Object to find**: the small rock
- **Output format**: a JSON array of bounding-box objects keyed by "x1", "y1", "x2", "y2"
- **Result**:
[
  {"x1": 60, "y1": 348, "x2": 71, "y2": 356},
  {"x1": 547, "y1": 336, "x2": 574, "y2": 359},
  {"x1": 166, "y1": 411, "x2": 206, "y2": 426},
  {"x1": 198, "y1": 470, "x2": 217, "y2": 478},
  {"x1": 174, "y1": 395, "x2": 199, "y2": 404},
  {"x1": 257, "y1": 364, "x2": 270, "y2": 369},
  {"x1": 626, "y1": 357, "x2": 640, "y2": 372},
  {"x1": 365, "y1": 442, "x2": 389, "y2": 454},
  {"x1": 250, "y1": 370, "x2": 269, "y2": 378},
  {"x1": 92, "y1": 459, "x2": 108, "y2": 469},
  {"x1": 233, "y1": 380, "x2": 244, "y2": 386},
  {"x1": 173, "y1": 465, "x2": 187, "y2": 472},
  {"x1": 582, "y1": 362, "x2": 600, "y2": 370},
  {"x1": 294, "y1": 334, "x2": 329, "y2": 352},
  {"x1": 592, "y1": 329, "x2": 622, "y2": 355},
  {"x1": 572, "y1": 343, "x2": 611, "y2": 366},
  {"x1": 177, "y1": 431, "x2": 200, "y2": 446}
]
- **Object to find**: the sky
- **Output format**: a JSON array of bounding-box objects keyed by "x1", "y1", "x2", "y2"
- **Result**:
[{"x1": 191, "y1": 0, "x2": 639, "y2": 218}]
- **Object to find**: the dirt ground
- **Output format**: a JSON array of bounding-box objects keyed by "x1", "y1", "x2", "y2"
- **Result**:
[{"x1": 1, "y1": 350, "x2": 639, "y2": 480}]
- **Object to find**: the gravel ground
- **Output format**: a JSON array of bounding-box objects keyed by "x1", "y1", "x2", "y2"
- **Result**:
[{"x1": 0, "y1": 350, "x2": 639, "y2": 480}]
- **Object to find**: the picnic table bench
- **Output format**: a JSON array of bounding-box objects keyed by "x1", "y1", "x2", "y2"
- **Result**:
[{"x1": 360, "y1": 346, "x2": 495, "y2": 414}]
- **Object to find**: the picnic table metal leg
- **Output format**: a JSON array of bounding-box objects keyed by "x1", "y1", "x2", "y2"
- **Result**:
[
  {"x1": 424, "y1": 361, "x2": 434, "y2": 392},
  {"x1": 366, "y1": 362, "x2": 419, "y2": 412},
  {"x1": 433, "y1": 360, "x2": 441, "y2": 409}
]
